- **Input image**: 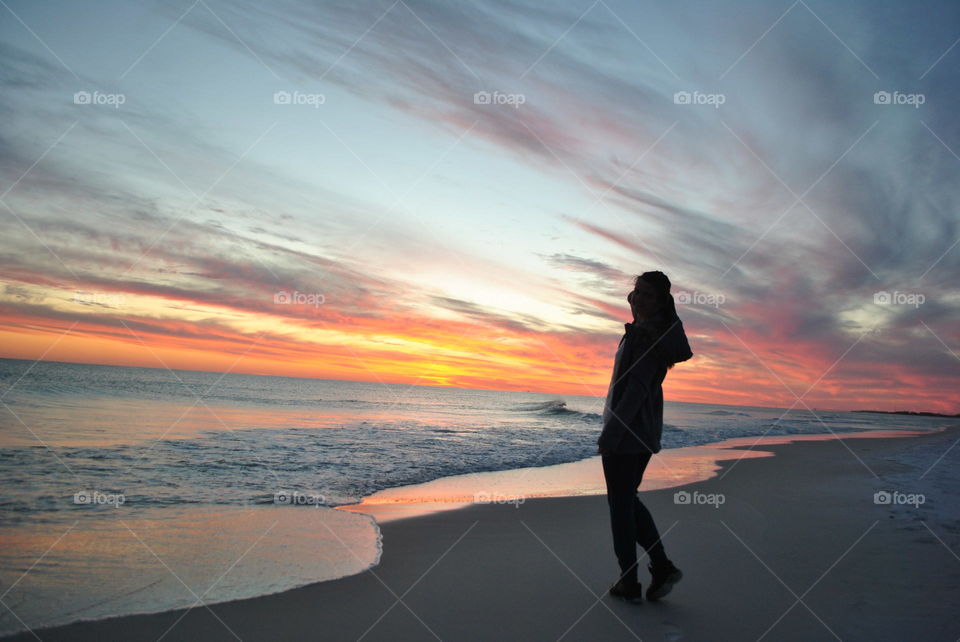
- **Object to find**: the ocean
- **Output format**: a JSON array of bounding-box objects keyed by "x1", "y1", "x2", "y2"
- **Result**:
[{"x1": 0, "y1": 358, "x2": 950, "y2": 635}]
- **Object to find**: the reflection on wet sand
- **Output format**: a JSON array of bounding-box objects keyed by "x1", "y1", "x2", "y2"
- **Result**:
[{"x1": 338, "y1": 429, "x2": 929, "y2": 523}]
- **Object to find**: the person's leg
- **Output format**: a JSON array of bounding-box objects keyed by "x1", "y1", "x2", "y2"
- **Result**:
[
  {"x1": 601, "y1": 453, "x2": 642, "y2": 584},
  {"x1": 631, "y1": 452, "x2": 669, "y2": 567}
]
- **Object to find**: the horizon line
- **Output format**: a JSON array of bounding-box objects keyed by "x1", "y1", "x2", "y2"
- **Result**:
[{"x1": 1, "y1": 355, "x2": 953, "y2": 416}]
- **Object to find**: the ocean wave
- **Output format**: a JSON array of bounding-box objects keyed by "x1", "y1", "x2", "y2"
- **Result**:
[
  {"x1": 511, "y1": 399, "x2": 602, "y2": 422},
  {"x1": 512, "y1": 399, "x2": 570, "y2": 413}
]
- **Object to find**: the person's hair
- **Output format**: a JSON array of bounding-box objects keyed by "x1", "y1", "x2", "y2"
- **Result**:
[
  {"x1": 632, "y1": 270, "x2": 680, "y2": 370},
  {"x1": 636, "y1": 271, "x2": 677, "y2": 320}
]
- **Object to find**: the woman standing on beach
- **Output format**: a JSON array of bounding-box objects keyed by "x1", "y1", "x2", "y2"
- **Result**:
[{"x1": 597, "y1": 270, "x2": 693, "y2": 603}]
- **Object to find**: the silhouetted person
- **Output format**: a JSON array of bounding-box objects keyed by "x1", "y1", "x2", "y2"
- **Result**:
[{"x1": 597, "y1": 270, "x2": 693, "y2": 603}]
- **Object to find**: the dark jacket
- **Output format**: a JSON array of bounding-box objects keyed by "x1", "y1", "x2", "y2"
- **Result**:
[{"x1": 597, "y1": 311, "x2": 693, "y2": 454}]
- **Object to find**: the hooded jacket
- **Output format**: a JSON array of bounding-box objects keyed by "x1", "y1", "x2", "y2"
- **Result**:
[{"x1": 597, "y1": 311, "x2": 693, "y2": 454}]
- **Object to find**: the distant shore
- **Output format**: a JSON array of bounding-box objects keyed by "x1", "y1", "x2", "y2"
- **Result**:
[
  {"x1": 7, "y1": 425, "x2": 958, "y2": 641},
  {"x1": 851, "y1": 409, "x2": 960, "y2": 418}
]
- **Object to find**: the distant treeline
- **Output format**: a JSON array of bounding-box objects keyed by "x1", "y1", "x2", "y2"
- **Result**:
[{"x1": 852, "y1": 410, "x2": 960, "y2": 418}]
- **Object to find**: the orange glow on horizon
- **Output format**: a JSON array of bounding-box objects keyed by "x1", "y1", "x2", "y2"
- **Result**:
[
  {"x1": 0, "y1": 301, "x2": 956, "y2": 414},
  {"x1": 0, "y1": 316, "x2": 954, "y2": 413}
]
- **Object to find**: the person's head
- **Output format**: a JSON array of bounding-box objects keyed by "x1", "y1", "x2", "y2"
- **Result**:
[
  {"x1": 627, "y1": 270, "x2": 682, "y2": 370},
  {"x1": 627, "y1": 270, "x2": 676, "y2": 322}
]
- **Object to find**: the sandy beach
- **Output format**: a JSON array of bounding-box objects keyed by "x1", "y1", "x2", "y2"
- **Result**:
[{"x1": 5, "y1": 425, "x2": 958, "y2": 641}]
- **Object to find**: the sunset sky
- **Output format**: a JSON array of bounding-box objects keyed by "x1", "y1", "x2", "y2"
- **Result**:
[{"x1": 1, "y1": 0, "x2": 958, "y2": 412}]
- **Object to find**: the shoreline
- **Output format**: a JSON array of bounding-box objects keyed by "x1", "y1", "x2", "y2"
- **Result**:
[
  {"x1": 1, "y1": 427, "x2": 938, "y2": 637},
  {"x1": 5, "y1": 424, "x2": 957, "y2": 641},
  {"x1": 335, "y1": 426, "x2": 944, "y2": 525}
]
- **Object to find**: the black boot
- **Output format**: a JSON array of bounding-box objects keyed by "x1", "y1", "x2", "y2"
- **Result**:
[
  {"x1": 609, "y1": 576, "x2": 644, "y2": 603},
  {"x1": 646, "y1": 560, "x2": 682, "y2": 601}
]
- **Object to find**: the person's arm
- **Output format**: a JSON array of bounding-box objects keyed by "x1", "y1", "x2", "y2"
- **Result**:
[{"x1": 597, "y1": 344, "x2": 657, "y2": 452}]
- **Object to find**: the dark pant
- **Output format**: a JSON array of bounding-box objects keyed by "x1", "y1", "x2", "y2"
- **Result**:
[{"x1": 601, "y1": 452, "x2": 669, "y2": 583}]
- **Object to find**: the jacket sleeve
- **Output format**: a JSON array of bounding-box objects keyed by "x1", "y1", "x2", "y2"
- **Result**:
[{"x1": 597, "y1": 344, "x2": 657, "y2": 451}]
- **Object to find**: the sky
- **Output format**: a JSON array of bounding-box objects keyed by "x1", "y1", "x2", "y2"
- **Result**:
[{"x1": 1, "y1": 0, "x2": 958, "y2": 412}]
